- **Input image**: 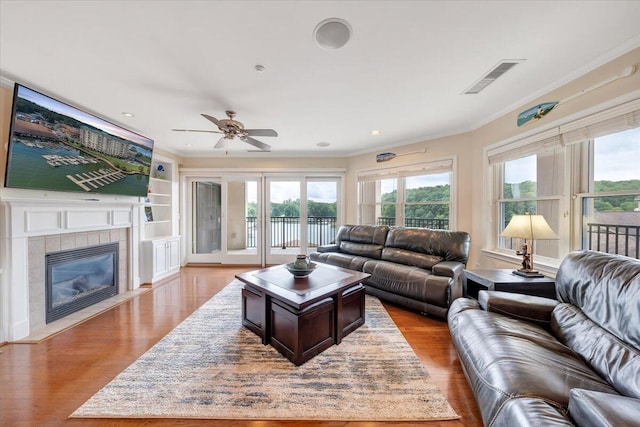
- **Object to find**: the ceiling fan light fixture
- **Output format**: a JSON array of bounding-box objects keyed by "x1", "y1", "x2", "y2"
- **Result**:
[{"x1": 314, "y1": 18, "x2": 352, "y2": 50}]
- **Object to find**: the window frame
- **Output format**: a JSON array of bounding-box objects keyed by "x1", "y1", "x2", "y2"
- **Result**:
[
  {"x1": 483, "y1": 96, "x2": 640, "y2": 272},
  {"x1": 357, "y1": 156, "x2": 457, "y2": 230}
]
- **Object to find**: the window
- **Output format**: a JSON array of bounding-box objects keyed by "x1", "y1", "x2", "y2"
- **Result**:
[
  {"x1": 579, "y1": 127, "x2": 640, "y2": 258},
  {"x1": 357, "y1": 158, "x2": 454, "y2": 229},
  {"x1": 487, "y1": 99, "x2": 640, "y2": 264},
  {"x1": 496, "y1": 150, "x2": 564, "y2": 260}
]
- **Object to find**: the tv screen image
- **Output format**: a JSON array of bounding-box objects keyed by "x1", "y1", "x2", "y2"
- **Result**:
[{"x1": 4, "y1": 84, "x2": 154, "y2": 197}]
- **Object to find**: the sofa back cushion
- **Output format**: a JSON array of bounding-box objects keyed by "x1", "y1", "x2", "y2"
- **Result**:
[
  {"x1": 552, "y1": 304, "x2": 640, "y2": 399},
  {"x1": 336, "y1": 225, "x2": 389, "y2": 259},
  {"x1": 381, "y1": 227, "x2": 470, "y2": 268},
  {"x1": 553, "y1": 250, "x2": 640, "y2": 398},
  {"x1": 555, "y1": 250, "x2": 640, "y2": 350}
]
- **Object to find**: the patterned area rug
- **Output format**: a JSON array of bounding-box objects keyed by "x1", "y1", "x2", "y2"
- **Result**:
[{"x1": 71, "y1": 280, "x2": 459, "y2": 421}]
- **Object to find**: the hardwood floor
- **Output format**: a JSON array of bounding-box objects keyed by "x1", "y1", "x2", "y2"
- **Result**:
[{"x1": 0, "y1": 266, "x2": 482, "y2": 427}]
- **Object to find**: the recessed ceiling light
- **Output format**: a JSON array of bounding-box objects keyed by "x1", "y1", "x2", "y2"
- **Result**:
[
  {"x1": 186, "y1": 144, "x2": 192, "y2": 148},
  {"x1": 314, "y1": 18, "x2": 352, "y2": 50},
  {"x1": 371, "y1": 130, "x2": 381, "y2": 136},
  {"x1": 317, "y1": 142, "x2": 331, "y2": 147},
  {"x1": 122, "y1": 112, "x2": 134, "y2": 117}
]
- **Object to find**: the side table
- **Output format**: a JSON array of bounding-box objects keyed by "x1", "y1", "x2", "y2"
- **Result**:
[{"x1": 463, "y1": 269, "x2": 556, "y2": 300}]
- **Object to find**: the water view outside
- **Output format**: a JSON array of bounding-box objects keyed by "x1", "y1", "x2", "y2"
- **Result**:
[
  {"x1": 6, "y1": 85, "x2": 153, "y2": 197},
  {"x1": 7, "y1": 142, "x2": 150, "y2": 196}
]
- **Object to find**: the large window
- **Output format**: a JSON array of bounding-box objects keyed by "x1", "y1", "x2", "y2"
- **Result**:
[
  {"x1": 579, "y1": 127, "x2": 640, "y2": 258},
  {"x1": 487, "y1": 100, "x2": 640, "y2": 264},
  {"x1": 357, "y1": 159, "x2": 454, "y2": 229},
  {"x1": 496, "y1": 150, "x2": 564, "y2": 260}
]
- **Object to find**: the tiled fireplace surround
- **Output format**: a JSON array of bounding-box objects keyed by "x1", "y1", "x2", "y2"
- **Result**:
[{"x1": 1, "y1": 198, "x2": 144, "y2": 342}]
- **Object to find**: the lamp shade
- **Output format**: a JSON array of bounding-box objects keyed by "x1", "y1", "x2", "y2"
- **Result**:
[{"x1": 500, "y1": 214, "x2": 559, "y2": 240}]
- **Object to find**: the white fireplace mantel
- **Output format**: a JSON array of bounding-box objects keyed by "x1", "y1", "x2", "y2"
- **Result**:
[{"x1": 0, "y1": 194, "x2": 143, "y2": 342}]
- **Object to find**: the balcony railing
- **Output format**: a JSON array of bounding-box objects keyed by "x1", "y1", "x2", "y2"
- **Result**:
[
  {"x1": 377, "y1": 217, "x2": 449, "y2": 229},
  {"x1": 246, "y1": 216, "x2": 450, "y2": 249},
  {"x1": 246, "y1": 216, "x2": 338, "y2": 249},
  {"x1": 586, "y1": 223, "x2": 640, "y2": 259}
]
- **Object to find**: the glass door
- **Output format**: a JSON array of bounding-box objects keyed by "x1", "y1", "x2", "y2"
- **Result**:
[
  {"x1": 185, "y1": 176, "x2": 262, "y2": 265},
  {"x1": 224, "y1": 177, "x2": 263, "y2": 264},
  {"x1": 265, "y1": 176, "x2": 342, "y2": 265},
  {"x1": 193, "y1": 181, "x2": 221, "y2": 256},
  {"x1": 306, "y1": 179, "x2": 339, "y2": 253},
  {"x1": 266, "y1": 178, "x2": 302, "y2": 265}
]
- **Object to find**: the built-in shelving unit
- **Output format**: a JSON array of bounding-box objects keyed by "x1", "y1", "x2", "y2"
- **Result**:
[{"x1": 140, "y1": 154, "x2": 180, "y2": 284}]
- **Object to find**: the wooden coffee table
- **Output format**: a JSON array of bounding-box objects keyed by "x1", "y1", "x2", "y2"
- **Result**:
[{"x1": 235, "y1": 263, "x2": 370, "y2": 366}]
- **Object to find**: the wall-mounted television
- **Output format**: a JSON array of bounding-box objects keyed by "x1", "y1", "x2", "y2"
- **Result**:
[{"x1": 4, "y1": 84, "x2": 154, "y2": 197}]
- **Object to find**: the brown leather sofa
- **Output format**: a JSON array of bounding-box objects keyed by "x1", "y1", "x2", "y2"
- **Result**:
[
  {"x1": 310, "y1": 224, "x2": 471, "y2": 318},
  {"x1": 448, "y1": 250, "x2": 640, "y2": 426}
]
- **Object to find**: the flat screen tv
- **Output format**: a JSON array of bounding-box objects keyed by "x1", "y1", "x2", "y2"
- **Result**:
[{"x1": 4, "y1": 84, "x2": 154, "y2": 197}]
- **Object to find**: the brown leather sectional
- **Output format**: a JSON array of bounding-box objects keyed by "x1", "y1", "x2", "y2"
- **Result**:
[
  {"x1": 310, "y1": 224, "x2": 471, "y2": 318},
  {"x1": 448, "y1": 250, "x2": 640, "y2": 426}
]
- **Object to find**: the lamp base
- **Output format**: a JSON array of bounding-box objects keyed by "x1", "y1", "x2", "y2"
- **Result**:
[{"x1": 512, "y1": 269, "x2": 544, "y2": 278}]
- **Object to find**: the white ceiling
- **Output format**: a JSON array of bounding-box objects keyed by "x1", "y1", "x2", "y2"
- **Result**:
[{"x1": 2, "y1": 1, "x2": 640, "y2": 158}]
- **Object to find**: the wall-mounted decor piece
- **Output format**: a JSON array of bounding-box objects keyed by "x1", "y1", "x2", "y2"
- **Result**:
[
  {"x1": 517, "y1": 65, "x2": 636, "y2": 127},
  {"x1": 517, "y1": 102, "x2": 558, "y2": 127},
  {"x1": 376, "y1": 148, "x2": 426, "y2": 163}
]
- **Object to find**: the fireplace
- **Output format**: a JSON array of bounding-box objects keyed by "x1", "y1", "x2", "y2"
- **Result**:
[{"x1": 46, "y1": 243, "x2": 119, "y2": 323}]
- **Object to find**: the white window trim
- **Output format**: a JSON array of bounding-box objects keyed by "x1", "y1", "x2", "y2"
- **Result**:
[
  {"x1": 356, "y1": 155, "x2": 457, "y2": 230},
  {"x1": 483, "y1": 91, "x2": 640, "y2": 272}
]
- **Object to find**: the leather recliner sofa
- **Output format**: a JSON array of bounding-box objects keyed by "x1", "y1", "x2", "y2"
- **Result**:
[
  {"x1": 310, "y1": 224, "x2": 471, "y2": 318},
  {"x1": 448, "y1": 250, "x2": 640, "y2": 426}
]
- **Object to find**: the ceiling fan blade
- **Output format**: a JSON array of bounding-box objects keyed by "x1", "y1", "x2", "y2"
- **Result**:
[
  {"x1": 242, "y1": 136, "x2": 271, "y2": 151},
  {"x1": 172, "y1": 129, "x2": 223, "y2": 134},
  {"x1": 214, "y1": 136, "x2": 228, "y2": 149},
  {"x1": 243, "y1": 128, "x2": 278, "y2": 137},
  {"x1": 201, "y1": 114, "x2": 230, "y2": 131}
]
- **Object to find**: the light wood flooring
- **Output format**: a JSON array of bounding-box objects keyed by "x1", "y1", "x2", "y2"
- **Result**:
[{"x1": 1, "y1": 266, "x2": 482, "y2": 426}]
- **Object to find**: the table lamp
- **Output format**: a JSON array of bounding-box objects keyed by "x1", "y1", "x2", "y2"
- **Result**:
[{"x1": 500, "y1": 213, "x2": 558, "y2": 278}]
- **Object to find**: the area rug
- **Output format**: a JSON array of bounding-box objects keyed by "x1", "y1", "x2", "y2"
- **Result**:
[{"x1": 71, "y1": 280, "x2": 459, "y2": 421}]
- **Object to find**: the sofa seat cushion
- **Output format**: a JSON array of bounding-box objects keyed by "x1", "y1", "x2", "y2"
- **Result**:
[
  {"x1": 568, "y1": 389, "x2": 640, "y2": 427},
  {"x1": 449, "y1": 307, "x2": 618, "y2": 426},
  {"x1": 363, "y1": 259, "x2": 451, "y2": 307},
  {"x1": 310, "y1": 252, "x2": 370, "y2": 272},
  {"x1": 491, "y1": 398, "x2": 574, "y2": 427}
]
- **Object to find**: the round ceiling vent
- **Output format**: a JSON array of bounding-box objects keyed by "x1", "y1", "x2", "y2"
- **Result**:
[{"x1": 313, "y1": 18, "x2": 352, "y2": 50}]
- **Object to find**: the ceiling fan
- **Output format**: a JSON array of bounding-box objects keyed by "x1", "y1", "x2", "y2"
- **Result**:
[{"x1": 172, "y1": 110, "x2": 277, "y2": 151}]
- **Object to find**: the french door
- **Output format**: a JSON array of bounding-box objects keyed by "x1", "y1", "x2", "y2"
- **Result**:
[
  {"x1": 185, "y1": 173, "x2": 341, "y2": 265},
  {"x1": 265, "y1": 176, "x2": 340, "y2": 265},
  {"x1": 186, "y1": 175, "x2": 262, "y2": 265}
]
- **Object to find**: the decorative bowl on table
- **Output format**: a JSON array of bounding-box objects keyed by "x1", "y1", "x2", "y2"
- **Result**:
[{"x1": 284, "y1": 262, "x2": 317, "y2": 278}]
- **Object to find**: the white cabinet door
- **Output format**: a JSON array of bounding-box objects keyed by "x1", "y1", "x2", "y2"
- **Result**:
[
  {"x1": 167, "y1": 237, "x2": 180, "y2": 271},
  {"x1": 152, "y1": 240, "x2": 168, "y2": 276},
  {"x1": 141, "y1": 237, "x2": 181, "y2": 285}
]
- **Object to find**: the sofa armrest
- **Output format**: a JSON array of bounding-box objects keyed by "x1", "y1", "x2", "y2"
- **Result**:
[
  {"x1": 478, "y1": 291, "x2": 560, "y2": 330},
  {"x1": 433, "y1": 261, "x2": 466, "y2": 300},
  {"x1": 316, "y1": 244, "x2": 339, "y2": 253},
  {"x1": 569, "y1": 389, "x2": 640, "y2": 427},
  {"x1": 432, "y1": 261, "x2": 464, "y2": 278}
]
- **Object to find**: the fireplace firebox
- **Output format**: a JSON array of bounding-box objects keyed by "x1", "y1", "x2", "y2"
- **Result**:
[{"x1": 46, "y1": 243, "x2": 119, "y2": 323}]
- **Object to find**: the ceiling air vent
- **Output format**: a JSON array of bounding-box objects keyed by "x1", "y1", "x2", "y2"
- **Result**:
[{"x1": 464, "y1": 60, "x2": 524, "y2": 94}]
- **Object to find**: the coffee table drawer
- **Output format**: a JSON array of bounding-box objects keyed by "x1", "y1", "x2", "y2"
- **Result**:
[
  {"x1": 339, "y1": 284, "x2": 365, "y2": 341},
  {"x1": 270, "y1": 297, "x2": 335, "y2": 366},
  {"x1": 242, "y1": 287, "x2": 266, "y2": 341}
]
